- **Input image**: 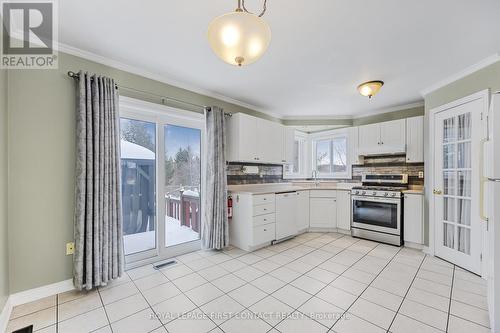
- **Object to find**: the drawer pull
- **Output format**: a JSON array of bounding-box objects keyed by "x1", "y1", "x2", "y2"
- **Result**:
[
  {"x1": 263, "y1": 219, "x2": 267, "y2": 221},
  {"x1": 263, "y1": 208, "x2": 267, "y2": 211},
  {"x1": 263, "y1": 229, "x2": 267, "y2": 231}
]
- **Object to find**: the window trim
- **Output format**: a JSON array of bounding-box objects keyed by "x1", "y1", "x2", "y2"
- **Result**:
[{"x1": 311, "y1": 128, "x2": 351, "y2": 179}]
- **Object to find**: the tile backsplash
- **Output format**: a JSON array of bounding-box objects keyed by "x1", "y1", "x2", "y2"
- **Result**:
[
  {"x1": 227, "y1": 155, "x2": 424, "y2": 186},
  {"x1": 352, "y1": 155, "x2": 424, "y2": 186},
  {"x1": 227, "y1": 162, "x2": 286, "y2": 185}
]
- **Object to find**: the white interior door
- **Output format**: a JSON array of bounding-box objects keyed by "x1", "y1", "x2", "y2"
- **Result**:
[{"x1": 434, "y1": 98, "x2": 483, "y2": 274}]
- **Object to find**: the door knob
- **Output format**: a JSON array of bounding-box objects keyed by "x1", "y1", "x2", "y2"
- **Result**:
[{"x1": 433, "y1": 189, "x2": 442, "y2": 195}]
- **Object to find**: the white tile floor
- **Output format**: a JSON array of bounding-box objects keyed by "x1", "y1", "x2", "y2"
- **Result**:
[{"x1": 6, "y1": 232, "x2": 491, "y2": 333}]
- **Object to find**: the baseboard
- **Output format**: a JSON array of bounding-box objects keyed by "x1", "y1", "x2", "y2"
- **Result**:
[
  {"x1": 404, "y1": 241, "x2": 424, "y2": 250},
  {"x1": 0, "y1": 296, "x2": 13, "y2": 333},
  {"x1": 9, "y1": 279, "x2": 74, "y2": 307}
]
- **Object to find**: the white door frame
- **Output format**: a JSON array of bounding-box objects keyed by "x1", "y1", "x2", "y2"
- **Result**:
[
  {"x1": 119, "y1": 96, "x2": 206, "y2": 269},
  {"x1": 427, "y1": 89, "x2": 489, "y2": 276}
]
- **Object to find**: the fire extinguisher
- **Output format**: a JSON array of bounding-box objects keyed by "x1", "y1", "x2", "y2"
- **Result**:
[{"x1": 227, "y1": 195, "x2": 233, "y2": 219}]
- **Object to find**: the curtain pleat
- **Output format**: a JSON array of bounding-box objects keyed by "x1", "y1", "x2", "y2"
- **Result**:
[
  {"x1": 74, "y1": 71, "x2": 124, "y2": 290},
  {"x1": 202, "y1": 107, "x2": 229, "y2": 250}
]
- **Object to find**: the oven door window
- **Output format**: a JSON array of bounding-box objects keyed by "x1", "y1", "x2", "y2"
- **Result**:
[{"x1": 352, "y1": 199, "x2": 398, "y2": 229}]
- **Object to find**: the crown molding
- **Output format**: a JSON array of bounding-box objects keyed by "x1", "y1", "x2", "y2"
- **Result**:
[
  {"x1": 420, "y1": 53, "x2": 500, "y2": 96},
  {"x1": 351, "y1": 101, "x2": 425, "y2": 119},
  {"x1": 57, "y1": 42, "x2": 281, "y2": 117}
]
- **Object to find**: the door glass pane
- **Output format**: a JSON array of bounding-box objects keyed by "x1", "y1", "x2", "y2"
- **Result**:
[
  {"x1": 164, "y1": 125, "x2": 201, "y2": 247},
  {"x1": 443, "y1": 144, "x2": 456, "y2": 169},
  {"x1": 457, "y1": 142, "x2": 471, "y2": 168},
  {"x1": 458, "y1": 171, "x2": 471, "y2": 197},
  {"x1": 444, "y1": 197, "x2": 456, "y2": 223},
  {"x1": 457, "y1": 227, "x2": 470, "y2": 254},
  {"x1": 458, "y1": 113, "x2": 471, "y2": 140},
  {"x1": 457, "y1": 199, "x2": 471, "y2": 226},
  {"x1": 443, "y1": 223, "x2": 454, "y2": 249},
  {"x1": 443, "y1": 171, "x2": 456, "y2": 195},
  {"x1": 443, "y1": 117, "x2": 456, "y2": 143},
  {"x1": 120, "y1": 118, "x2": 156, "y2": 255}
]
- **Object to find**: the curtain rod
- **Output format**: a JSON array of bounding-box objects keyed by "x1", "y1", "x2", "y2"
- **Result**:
[{"x1": 67, "y1": 71, "x2": 232, "y2": 116}]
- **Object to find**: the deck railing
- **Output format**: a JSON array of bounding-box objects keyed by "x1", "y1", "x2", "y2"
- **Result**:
[{"x1": 165, "y1": 189, "x2": 200, "y2": 233}]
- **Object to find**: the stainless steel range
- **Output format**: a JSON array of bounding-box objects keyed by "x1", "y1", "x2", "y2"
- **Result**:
[{"x1": 351, "y1": 174, "x2": 408, "y2": 246}]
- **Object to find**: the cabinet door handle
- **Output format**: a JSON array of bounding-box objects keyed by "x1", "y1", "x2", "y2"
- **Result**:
[{"x1": 263, "y1": 229, "x2": 267, "y2": 231}]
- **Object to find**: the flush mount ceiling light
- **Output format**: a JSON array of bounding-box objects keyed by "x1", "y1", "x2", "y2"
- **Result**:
[
  {"x1": 208, "y1": 0, "x2": 271, "y2": 67},
  {"x1": 357, "y1": 80, "x2": 384, "y2": 99}
]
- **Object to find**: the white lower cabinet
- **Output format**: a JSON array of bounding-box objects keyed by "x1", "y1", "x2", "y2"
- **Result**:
[
  {"x1": 336, "y1": 190, "x2": 351, "y2": 231},
  {"x1": 296, "y1": 190, "x2": 310, "y2": 231},
  {"x1": 403, "y1": 193, "x2": 424, "y2": 245},
  {"x1": 229, "y1": 193, "x2": 277, "y2": 251},
  {"x1": 309, "y1": 192, "x2": 337, "y2": 229}
]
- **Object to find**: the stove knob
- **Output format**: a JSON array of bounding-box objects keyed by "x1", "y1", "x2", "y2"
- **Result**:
[
  {"x1": 391, "y1": 193, "x2": 397, "y2": 197},
  {"x1": 372, "y1": 191, "x2": 377, "y2": 196},
  {"x1": 384, "y1": 193, "x2": 389, "y2": 197},
  {"x1": 362, "y1": 191, "x2": 366, "y2": 195}
]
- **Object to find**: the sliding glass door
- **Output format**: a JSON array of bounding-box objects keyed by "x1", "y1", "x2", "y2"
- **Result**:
[{"x1": 119, "y1": 98, "x2": 204, "y2": 265}]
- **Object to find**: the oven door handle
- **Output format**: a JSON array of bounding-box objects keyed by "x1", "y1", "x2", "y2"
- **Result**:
[{"x1": 351, "y1": 195, "x2": 400, "y2": 204}]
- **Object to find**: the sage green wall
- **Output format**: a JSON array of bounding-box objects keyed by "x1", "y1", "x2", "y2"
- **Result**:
[
  {"x1": 352, "y1": 106, "x2": 424, "y2": 126},
  {"x1": 423, "y1": 60, "x2": 500, "y2": 245},
  {"x1": 6, "y1": 52, "x2": 272, "y2": 293},
  {"x1": 425, "y1": 61, "x2": 500, "y2": 110},
  {"x1": 0, "y1": 69, "x2": 8, "y2": 309}
]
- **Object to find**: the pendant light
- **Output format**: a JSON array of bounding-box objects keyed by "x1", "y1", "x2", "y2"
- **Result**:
[
  {"x1": 357, "y1": 81, "x2": 384, "y2": 99},
  {"x1": 208, "y1": 0, "x2": 271, "y2": 67}
]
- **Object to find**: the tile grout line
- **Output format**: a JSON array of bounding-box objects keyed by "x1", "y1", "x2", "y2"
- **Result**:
[
  {"x1": 97, "y1": 286, "x2": 115, "y2": 333},
  {"x1": 445, "y1": 265, "x2": 456, "y2": 332},
  {"x1": 212, "y1": 233, "x2": 353, "y2": 331},
  {"x1": 325, "y1": 245, "x2": 405, "y2": 333},
  {"x1": 386, "y1": 254, "x2": 427, "y2": 332}
]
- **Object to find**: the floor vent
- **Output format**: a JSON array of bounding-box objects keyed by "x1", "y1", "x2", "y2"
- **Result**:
[{"x1": 153, "y1": 260, "x2": 177, "y2": 270}]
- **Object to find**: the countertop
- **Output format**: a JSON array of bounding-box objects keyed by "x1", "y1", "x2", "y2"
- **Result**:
[
  {"x1": 227, "y1": 182, "x2": 362, "y2": 195},
  {"x1": 402, "y1": 189, "x2": 424, "y2": 195}
]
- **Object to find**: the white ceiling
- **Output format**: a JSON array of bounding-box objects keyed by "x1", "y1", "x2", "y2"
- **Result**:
[{"x1": 59, "y1": 0, "x2": 500, "y2": 118}]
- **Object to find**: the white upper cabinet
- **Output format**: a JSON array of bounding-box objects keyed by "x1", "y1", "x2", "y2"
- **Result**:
[
  {"x1": 358, "y1": 119, "x2": 406, "y2": 155},
  {"x1": 226, "y1": 113, "x2": 257, "y2": 162},
  {"x1": 406, "y1": 116, "x2": 424, "y2": 163},
  {"x1": 283, "y1": 127, "x2": 296, "y2": 164},
  {"x1": 226, "y1": 113, "x2": 284, "y2": 164},
  {"x1": 379, "y1": 119, "x2": 406, "y2": 153},
  {"x1": 358, "y1": 123, "x2": 381, "y2": 155}
]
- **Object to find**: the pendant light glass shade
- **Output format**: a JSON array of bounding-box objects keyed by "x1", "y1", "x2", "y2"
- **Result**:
[{"x1": 208, "y1": 11, "x2": 271, "y2": 66}]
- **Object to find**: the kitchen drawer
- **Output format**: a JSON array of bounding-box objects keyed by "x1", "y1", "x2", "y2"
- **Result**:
[
  {"x1": 309, "y1": 190, "x2": 337, "y2": 198},
  {"x1": 253, "y1": 203, "x2": 275, "y2": 216},
  {"x1": 253, "y1": 213, "x2": 276, "y2": 227},
  {"x1": 253, "y1": 194, "x2": 275, "y2": 206},
  {"x1": 253, "y1": 223, "x2": 276, "y2": 245}
]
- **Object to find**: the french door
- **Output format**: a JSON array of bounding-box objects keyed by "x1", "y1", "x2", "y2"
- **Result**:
[
  {"x1": 434, "y1": 98, "x2": 483, "y2": 274},
  {"x1": 119, "y1": 98, "x2": 205, "y2": 265}
]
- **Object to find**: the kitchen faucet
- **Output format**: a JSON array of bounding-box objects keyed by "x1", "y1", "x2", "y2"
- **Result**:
[{"x1": 312, "y1": 170, "x2": 320, "y2": 186}]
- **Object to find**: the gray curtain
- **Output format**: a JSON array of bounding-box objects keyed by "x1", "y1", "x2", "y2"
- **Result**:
[
  {"x1": 74, "y1": 71, "x2": 124, "y2": 290},
  {"x1": 202, "y1": 106, "x2": 229, "y2": 249}
]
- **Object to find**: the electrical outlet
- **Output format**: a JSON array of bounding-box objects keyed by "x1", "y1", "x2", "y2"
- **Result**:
[
  {"x1": 66, "y1": 242, "x2": 75, "y2": 255},
  {"x1": 418, "y1": 171, "x2": 424, "y2": 179}
]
